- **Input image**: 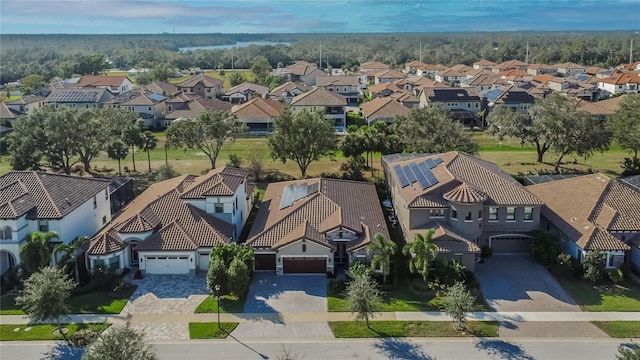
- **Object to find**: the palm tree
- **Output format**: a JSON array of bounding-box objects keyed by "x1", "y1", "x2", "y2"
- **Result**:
[
  {"x1": 54, "y1": 236, "x2": 88, "y2": 284},
  {"x1": 122, "y1": 122, "x2": 144, "y2": 172},
  {"x1": 107, "y1": 140, "x2": 129, "y2": 175},
  {"x1": 368, "y1": 233, "x2": 397, "y2": 284},
  {"x1": 140, "y1": 130, "x2": 157, "y2": 173},
  {"x1": 402, "y1": 229, "x2": 438, "y2": 282},
  {"x1": 19, "y1": 231, "x2": 59, "y2": 274}
]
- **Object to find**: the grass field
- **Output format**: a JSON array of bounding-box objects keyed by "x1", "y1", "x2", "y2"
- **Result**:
[
  {"x1": 328, "y1": 321, "x2": 499, "y2": 338},
  {"x1": 0, "y1": 323, "x2": 110, "y2": 341}
]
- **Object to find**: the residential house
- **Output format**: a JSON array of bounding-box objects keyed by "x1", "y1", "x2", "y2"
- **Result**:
[
  {"x1": 492, "y1": 60, "x2": 528, "y2": 73},
  {"x1": 0, "y1": 102, "x2": 21, "y2": 123},
  {"x1": 555, "y1": 62, "x2": 587, "y2": 76},
  {"x1": 528, "y1": 174, "x2": 637, "y2": 270},
  {"x1": 223, "y1": 82, "x2": 269, "y2": 104},
  {"x1": 246, "y1": 178, "x2": 389, "y2": 274},
  {"x1": 87, "y1": 167, "x2": 253, "y2": 275},
  {"x1": 105, "y1": 91, "x2": 167, "y2": 128},
  {"x1": 405, "y1": 61, "x2": 428, "y2": 74},
  {"x1": 473, "y1": 59, "x2": 497, "y2": 70},
  {"x1": 460, "y1": 74, "x2": 506, "y2": 92},
  {"x1": 231, "y1": 97, "x2": 284, "y2": 135},
  {"x1": 526, "y1": 64, "x2": 558, "y2": 76},
  {"x1": 163, "y1": 95, "x2": 233, "y2": 127},
  {"x1": 77, "y1": 75, "x2": 133, "y2": 95},
  {"x1": 435, "y1": 65, "x2": 472, "y2": 84},
  {"x1": 143, "y1": 81, "x2": 179, "y2": 97},
  {"x1": 268, "y1": 81, "x2": 309, "y2": 103},
  {"x1": 5, "y1": 95, "x2": 46, "y2": 116},
  {"x1": 419, "y1": 88, "x2": 482, "y2": 125},
  {"x1": 415, "y1": 64, "x2": 446, "y2": 77},
  {"x1": 383, "y1": 152, "x2": 543, "y2": 271},
  {"x1": 361, "y1": 97, "x2": 410, "y2": 125},
  {"x1": 499, "y1": 69, "x2": 534, "y2": 86},
  {"x1": 316, "y1": 75, "x2": 362, "y2": 105},
  {"x1": 368, "y1": 82, "x2": 403, "y2": 98},
  {"x1": 359, "y1": 61, "x2": 390, "y2": 73},
  {"x1": 176, "y1": 74, "x2": 224, "y2": 99},
  {"x1": 44, "y1": 88, "x2": 114, "y2": 109},
  {"x1": 0, "y1": 172, "x2": 111, "y2": 275},
  {"x1": 274, "y1": 61, "x2": 325, "y2": 86},
  {"x1": 389, "y1": 91, "x2": 420, "y2": 108},
  {"x1": 597, "y1": 72, "x2": 640, "y2": 95},
  {"x1": 373, "y1": 70, "x2": 406, "y2": 85},
  {"x1": 290, "y1": 87, "x2": 347, "y2": 132},
  {"x1": 483, "y1": 86, "x2": 535, "y2": 114}
]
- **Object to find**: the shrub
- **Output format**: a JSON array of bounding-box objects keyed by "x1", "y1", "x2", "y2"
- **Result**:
[
  {"x1": 480, "y1": 246, "x2": 493, "y2": 259},
  {"x1": 226, "y1": 153, "x2": 243, "y2": 168},
  {"x1": 91, "y1": 266, "x2": 114, "y2": 290},
  {"x1": 69, "y1": 328, "x2": 100, "y2": 347},
  {"x1": 584, "y1": 250, "x2": 607, "y2": 284},
  {"x1": 156, "y1": 164, "x2": 179, "y2": 181},
  {"x1": 531, "y1": 230, "x2": 561, "y2": 266},
  {"x1": 608, "y1": 268, "x2": 624, "y2": 284},
  {"x1": 557, "y1": 253, "x2": 575, "y2": 276},
  {"x1": 328, "y1": 279, "x2": 346, "y2": 295},
  {"x1": 113, "y1": 279, "x2": 133, "y2": 293}
]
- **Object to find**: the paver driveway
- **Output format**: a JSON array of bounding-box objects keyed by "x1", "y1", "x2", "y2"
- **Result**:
[
  {"x1": 232, "y1": 272, "x2": 333, "y2": 339},
  {"x1": 122, "y1": 273, "x2": 209, "y2": 315},
  {"x1": 475, "y1": 255, "x2": 579, "y2": 312}
]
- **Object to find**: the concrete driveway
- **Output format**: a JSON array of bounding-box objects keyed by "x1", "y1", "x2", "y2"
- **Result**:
[
  {"x1": 232, "y1": 272, "x2": 333, "y2": 339},
  {"x1": 475, "y1": 255, "x2": 579, "y2": 312}
]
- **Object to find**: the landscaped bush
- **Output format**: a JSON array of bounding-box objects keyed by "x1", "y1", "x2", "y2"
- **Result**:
[
  {"x1": 328, "y1": 279, "x2": 346, "y2": 295},
  {"x1": 91, "y1": 266, "x2": 115, "y2": 290},
  {"x1": 69, "y1": 328, "x2": 100, "y2": 347},
  {"x1": 226, "y1": 153, "x2": 243, "y2": 168},
  {"x1": 531, "y1": 230, "x2": 561, "y2": 266},
  {"x1": 584, "y1": 250, "x2": 607, "y2": 284},
  {"x1": 557, "y1": 253, "x2": 575, "y2": 277},
  {"x1": 113, "y1": 279, "x2": 133, "y2": 293},
  {"x1": 480, "y1": 246, "x2": 493, "y2": 259},
  {"x1": 608, "y1": 268, "x2": 624, "y2": 284}
]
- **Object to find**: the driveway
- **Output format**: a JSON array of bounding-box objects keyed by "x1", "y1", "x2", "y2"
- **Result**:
[
  {"x1": 232, "y1": 272, "x2": 333, "y2": 339},
  {"x1": 475, "y1": 255, "x2": 579, "y2": 312},
  {"x1": 122, "y1": 273, "x2": 209, "y2": 315}
]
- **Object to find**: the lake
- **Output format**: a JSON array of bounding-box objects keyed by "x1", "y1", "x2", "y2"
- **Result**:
[{"x1": 178, "y1": 41, "x2": 291, "y2": 52}]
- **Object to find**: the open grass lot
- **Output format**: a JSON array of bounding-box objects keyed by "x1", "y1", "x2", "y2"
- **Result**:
[
  {"x1": 195, "y1": 294, "x2": 247, "y2": 314},
  {"x1": 327, "y1": 278, "x2": 489, "y2": 312},
  {"x1": 0, "y1": 286, "x2": 135, "y2": 315},
  {"x1": 0, "y1": 323, "x2": 110, "y2": 341},
  {"x1": 328, "y1": 321, "x2": 499, "y2": 338},
  {"x1": 591, "y1": 321, "x2": 640, "y2": 338},
  {"x1": 188, "y1": 322, "x2": 238, "y2": 339},
  {"x1": 554, "y1": 276, "x2": 640, "y2": 312}
]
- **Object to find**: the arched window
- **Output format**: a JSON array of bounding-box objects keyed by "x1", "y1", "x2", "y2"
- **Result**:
[{"x1": 1, "y1": 227, "x2": 11, "y2": 240}]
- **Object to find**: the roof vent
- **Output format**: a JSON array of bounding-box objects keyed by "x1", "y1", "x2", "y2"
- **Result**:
[{"x1": 571, "y1": 217, "x2": 577, "y2": 222}]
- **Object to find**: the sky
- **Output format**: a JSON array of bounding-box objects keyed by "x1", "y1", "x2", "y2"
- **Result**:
[{"x1": 1, "y1": 0, "x2": 639, "y2": 34}]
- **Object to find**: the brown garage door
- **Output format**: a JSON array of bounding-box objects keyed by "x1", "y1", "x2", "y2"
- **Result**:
[
  {"x1": 283, "y1": 257, "x2": 326, "y2": 274},
  {"x1": 254, "y1": 254, "x2": 276, "y2": 271},
  {"x1": 490, "y1": 236, "x2": 532, "y2": 254}
]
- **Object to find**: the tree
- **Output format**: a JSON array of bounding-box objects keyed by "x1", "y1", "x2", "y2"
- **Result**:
[
  {"x1": 228, "y1": 72, "x2": 244, "y2": 87},
  {"x1": 246, "y1": 142, "x2": 267, "y2": 182},
  {"x1": 134, "y1": 71, "x2": 154, "y2": 86},
  {"x1": 227, "y1": 257, "x2": 251, "y2": 296},
  {"x1": 486, "y1": 105, "x2": 530, "y2": 143},
  {"x1": 82, "y1": 322, "x2": 158, "y2": 360},
  {"x1": 584, "y1": 249, "x2": 607, "y2": 284},
  {"x1": 368, "y1": 232, "x2": 396, "y2": 284},
  {"x1": 393, "y1": 105, "x2": 479, "y2": 154},
  {"x1": 345, "y1": 269, "x2": 381, "y2": 328},
  {"x1": 166, "y1": 110, "x2": 247, "y2": 169},
  {"x1": 122, "y1": 122, "x2": 144, "y2": 172},
  {"x1": 16, "y1": 267, "x2": 74, "y2": 343},
  {"x1": 53, "y1": 236, "x2": 88, "y2": 284},
  {"x1": 156, "y1": 164, "x2": 179, "y2": 181},
  {"x1": 206, "y1": 257, "x2": 228, "y2": 296},
  {"x1": 207, "y1": 243, "x2": 254, "y2": 297},
  {"x1": 19, "y1": 231, "x2": 59, "y2": 274},
  {"x1": 608, "y1": 93, "x2": 640, "y2": 163},
  {"x1": 616, "y1": 343, "x2": 640, "y2": 360},
  {"x1": 74, "y1": 54, "x2": 108, "y2": 75},
  {"x1": 268, "y1": 108, "x2": 338, "y2": 178},
  {"x1": 21, "y1": 74, "x2": 46, "y2": 91},
  {"x1": 402, "y1": 229, "x2": 438, "y2": 282},
  {"x1": 531, "y1": 230, "x2": 560, "y2": 266},
  {"x1": 140, "y1": 131, "x2": 157, "y2": 172},
  {"x1": 107, "y1": 140, "x2": 129, "y2": 175},
  {"x1": 251, "y1": 56, "x2": 272, "y2": 85},
  {"x1": 151, "y1": 63, "x2": 175, "y2": 82},
  {"x1": 443, "y1": 281, "x2": 476, "y2": 331},
  {"x1": 8, "y1": 115, "x2": 43, "y2": 170}
]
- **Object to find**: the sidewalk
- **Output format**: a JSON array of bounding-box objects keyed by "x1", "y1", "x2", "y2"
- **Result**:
[{"x1": 2, "y1": 311, "x2": 640, "y2": 325}]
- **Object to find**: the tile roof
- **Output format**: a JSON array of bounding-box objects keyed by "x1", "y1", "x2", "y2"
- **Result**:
[
  {"x1": 373, "y1": 70, "x2": 406, "y2": 80},
  {"x1": 6, "y1": 95, "x2": 46, "y2": 105},
  {"x1": 176, "y1": 73, "x2": 223, "y2": 88},
  {"x1": 360, "y1": 61, "x2": 390, "y2": 70},
  {"x1": 421, "y1": 88, "x2": 480, "y2": 102},
  {"x1": 246, "y1": 178, "x2": 389, "y2": 253},
  {"x1": 528, "y1": 174, "x2": 634, "y2": 251},
  {"x1": 88, "y1": 167, "x2": 244, "y2": 255},
  {"x1": 443, "y1": 183, "x2": 487, "y2": 203},
  {"x1": 0, "y1": 171, "x2": 110, "y2": 220},
  {"x1": 224, "y1": 82, "x2": 269, "y2": 97},
  {"x1": 316, "y1": 75, "x2": 360, "y2": 87},
  {"x1": 290, "y1": 87, "x2": 347, "y2": 106},
  {"x1": 493, "y1": 86, "x2": 536, "y2": 104},
  {"x1": 408, "y1": 222, "x2": 480, "y2": 254},
  {"x1": 277, "y1": 61, "x2": 319, "y2": 76},
  {"x1": 599, "y1": 72, "x2": 640, "y2": 85},
  {"x1": 231, "y1": 97, "x2": 284, "y2": 121},
  {"x1": 78, "y1": 75, "x2": 130, "y2": 88},
  {"x1": 474, "y1": 59, "x2": 497, "y2": 66},
  {"x1": 45, "y1": 88, "x2": 113, "y2": 104},
  {"x1": 143, "y1": 81, "x2": 178, "y2": 96},
  {"x1": 268, "y1": 81, "x2": 309, "y2": 98},
  {"x1": 0, "y1": 102, "x2": 21, "y2": 120},
  {"x1": 164, "y1": 97, "x2": 232, "y2": 120},
  {"x1": 361, "y1": 97, "x2": 410, "y2": 120}
]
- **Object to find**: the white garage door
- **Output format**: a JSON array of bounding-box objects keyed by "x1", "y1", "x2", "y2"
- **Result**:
[
  {"x1": 198, "y1": 253, "x2": 210, "y2": 271},
  {"x1": 145, "y1": 256, "x2": 190, "y2": 274}
]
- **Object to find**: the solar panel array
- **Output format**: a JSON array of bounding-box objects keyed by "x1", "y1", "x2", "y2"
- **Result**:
[
  {"x1": 394, "y1": 158, "x2": 443, "y2": 191},
  {"x1": 48, "y1": 90, "x2": 99, "y2": 103},
  {"x1": 147, "y1": 93, "x2": 167, "y2": 102},
  {"x1": 279, "y1": 184, "x2": 295, "y2": 209},
  {"x1": 280, "y1": 182, "x2": 318, "y2": 209}
]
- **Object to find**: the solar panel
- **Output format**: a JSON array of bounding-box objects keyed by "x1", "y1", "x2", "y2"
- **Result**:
[
  {"x1": 424, "y1": 168, "x2": 438, "y2": 187},
  {"x1": 414, "y1": 162, "x2": 433, "y2": 190},
  {"x1": 148, "y1": 93, "x2": 166, "y2": 102},
  {"x1": 293, "y1": 183, "x2": 307, "y2": 202},
  {"x1": 306, "y1": 182, "x2": 319, "y2": 195},
  {"x1": 434, "y1": 158, "x2": 444, "y2": 165},
  {"x1": 424, "y1": 159, "x2": 436, "y2": 169},
  {"x1": 403, "y1": 165, "x2": 416, "y2": 183},
  {"x1": 394, "y1": 165, "x2": 410, "y2": 187},
  {"x1": 279, "y1": 184, "x2": 295, "y2": 209}
]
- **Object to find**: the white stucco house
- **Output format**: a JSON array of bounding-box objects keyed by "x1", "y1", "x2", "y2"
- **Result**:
[
  {"x1": 246, "y1": 178, "x2": 390, "y2": 275},
  {"x1": 0, "y1": 172, "x2": 111, "y2": 275},
  {"x1": 86, "y1": 167, "x2": 253, "y2": 275}
]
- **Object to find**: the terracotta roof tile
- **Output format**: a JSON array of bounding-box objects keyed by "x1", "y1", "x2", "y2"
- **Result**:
[
  {"x1": 361, "y1": 97, "x2": 410, "y2": 120},
  {"x1": 78, "y1": 75, "x2": 130, "y2": 88},
  {"x1": 176, "y1": 74, "x2": 223, "y2": 88},
  {"x1": 291, "y1": 87, "x2": 347, "y2": 106},
  {"x1": 225, "y1": 82, "x2": 269, "y2": 97},
  {"x1": 408, "y1": 222, "x2": 480, "y2": 253},
  {"x1": 87, "y1": 230, "x2": 125, "y2": 255},
  {"x1": 443, "y1": 183, "x2": 488, "y2": 203},
  {"x1": 231, "y1": 98, "x2": 284, "y2": 120}
]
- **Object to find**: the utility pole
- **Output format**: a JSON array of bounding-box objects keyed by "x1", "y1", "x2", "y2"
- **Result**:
[
  {"x1": 631, "y1": 39, "x2": 634, "y2": 64},
  {"x1": 525, "y1": 41, "x2": 529, "y2": 64},
  {"x1": 420, "y1": 41, "x2": 422, "y2": 63},
  {"x1": 319, "y1": 42, "x2": 322, "y2": 70},
  {"x1": 231, "y1": 46, "x2": 234, "y2": 70}
]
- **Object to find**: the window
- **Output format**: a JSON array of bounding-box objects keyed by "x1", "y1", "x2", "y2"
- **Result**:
[
  {"x1": 109, "y1": 255, "x2": 120, "y2": 271},
  {"x1": 465, "y1": 212, "x2": 472, "y2": 221},
  {"x1": 478, "y1": 210, "x2": 483, "y2": 219},
  {"x1": 148, "y1": 107, "x2": 152, "y2": 111},
  {"x1": 302, "y1": 244, "x2": 307, "y2": 252},
  {"x1": 235, "y1": 198, "x2": 238, "y2": 211},
  {"x1": 429, "y1": 209, "x2": 445, "y2": 218},
  {"x1": 214, "y1": 203, "x2": 224, "y2": 213},
  {"x1": 524, "y1": 207, "x2": 533, "y2": 221},
  {"x1": 506, "y1": 207, "x2": 516, "y2": 221},
  {"x1": 105, "y1": 188, "x2": 109, "y2": 200},
  {"x1": 1, "y1": 227, "x2": 11, "y2": 240},
  {"x1": 38, "y1": 220, "x2": 49, "y2": 232},
  {"x1": 102, "y1": 215, "x2": 107, "y2": 224},
  {"x1": 451, "y1": 208, "x2": 458, "y2": 221},
  {"x1": 488, "y1": 207, "x2": 498, "y2": 221},
  {"x1": 467, "y1": 102, "x2": 471, "y2": 108},
  {"x1": 93, "y1": 196, "x2": 97, "y2": 209}
]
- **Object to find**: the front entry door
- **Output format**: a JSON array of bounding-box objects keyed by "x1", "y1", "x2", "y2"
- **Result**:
[
  {"x1": 130, "y1": 241, "x2": 139, "y2": 265},
  {"x1": 334, "y1": 242, "x2": 348, "y2": 265}
]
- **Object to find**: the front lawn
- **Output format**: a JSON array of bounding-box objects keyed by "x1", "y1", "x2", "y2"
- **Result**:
[
  {"x1": 195, "y1": 294, "x2": 246, "y2": 313},
  {"x1": 329, "y1": 321, "x2": 498, "y2": 338},
  {"x1": 0, "y1": 287, "x2": 136, "y2": 315},
  {"x1": 591, "y1": 321, "x2": 640, "y2": 338},
  {"x1": 554, "y1": 276, "x2": 640, "y2": 311},
  {"x1": 188, "y1": 322, "x2": 238, "y2": 339},
  {"x1": 327, "y1": 278, "x2": 489, "y2": 312},
  {"x1": 0, "y1": 323, "x2": 111, "y2": 341}
]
